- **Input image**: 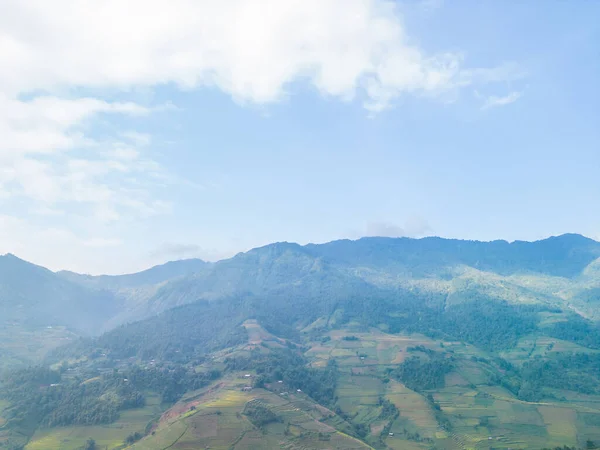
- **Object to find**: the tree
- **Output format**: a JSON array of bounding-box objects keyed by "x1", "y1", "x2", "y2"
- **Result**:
[
  {"x1": 83, "y1": 438, "x2": 96, "y2": 450},
  {"x1": 125, "y1": 432, "x2": 143, "y2": 445}
]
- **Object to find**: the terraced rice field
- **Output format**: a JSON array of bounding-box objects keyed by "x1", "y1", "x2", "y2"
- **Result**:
[
  {"x1": 304, "y1": 327, "x2": 600, "y2": 449},
  {"x1": 132, "y1": 377, "x2": 374, "y2": 450}
]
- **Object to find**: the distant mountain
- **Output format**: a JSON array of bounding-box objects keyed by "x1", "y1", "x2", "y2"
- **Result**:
[
  {"x1": 0, "y1": 254, "x2": 119, "y2": 333},
  {"x1": 0, "y1": 256, "x2": 208, "y2": 369},
  {"x1": 6, "y1": 234, "x2": 600, "y2": 329},
  {"x1": 3, "y1": 234, "x2": 600, "y2": 369},
  {"x1": 6, "y1": 234, "x2": 600, "y2": 450},
  {"x1": 58, "y1": 258, "x2": 208, "y2": 290},
  {"x1": 135, "y1": 234, "x2": 600, "y2": 319},
  {"x1": 0, "y1": 254, "x2": 207, "y2": 333},
  {"x1": 57, "y1": 258, "x2": 210, "y2": 331},
  {"x1": 306, "y1": 233, "x2": 600, "y2": 278}
]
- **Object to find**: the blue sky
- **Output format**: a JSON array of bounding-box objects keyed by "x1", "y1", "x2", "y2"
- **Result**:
[{"x1": 0, "y1": 0, "x2": 599, "y2": 273}]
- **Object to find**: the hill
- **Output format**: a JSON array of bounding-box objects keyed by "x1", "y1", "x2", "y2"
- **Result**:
[
  {"x1": 0, "y1": 256, "x2": 208, "y2": 370},
  {"x1": 57, "y1": 258, "x2": 208, "y2": 290},
  {"x1": 136, "y1": 234, "x2": 600, "y2": 321},
  {"x1": 0, "y1": 254, "x2": 119, "y2": 331},
  {"x1": 3, "y1": 234, "x2": 600, "y2": 449},
  {"x1": 3, "y1": 234, "x2": 600, "y2": 370},
  {"x1": 0, "y1": 254, "x2": 121, "y2": 370},
  {"x1": 11, "y1": 304, "x2": 600, "y2": 450},
  {"x1": 3, "y1": 234, "x2": 600, "y2": 369},
  {"x1": 58, "y1": 258, "x2": 210, "y2": 331}
]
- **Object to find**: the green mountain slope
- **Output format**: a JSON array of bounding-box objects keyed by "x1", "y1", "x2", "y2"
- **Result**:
[
  {"x1": 3, "y1": 234, "x2": 600, "y2": 449},
  {"x1": 309, "y1": 233, "x2": 600, "y2": 277},
  {"x1": 12, "y1": 301, "x2": 600, "y2": 450},
  {"x1": 4, "y1": 233, "x2": 600, "y2": 338},
  {"x1": 135, "y1": 234, "x2": 600, "y2": 322},
  {"x1": 4, "y1": 233, "x2": 600, "y2": 370},
  {"x1": 2, "y1": 233, "x2": 600, "y2": 373}
]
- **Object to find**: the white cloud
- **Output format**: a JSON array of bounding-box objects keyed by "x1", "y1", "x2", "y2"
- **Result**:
[
  {"x1": 0, "y1": 1, "x2": 523, "y2": 211},
  {"x1": 366, "y1": 222, "x2": 407, "y2": 238},
  {"x1": 481, "y1": 91, "x2": 523, "y2": 110},
  {"x1": 149, "y1": 242, "x2": 235, "y2": 264},
  {"x1": 1, "y1": 0, "x2": 519, "y2": 109},
  {"x1": 364, "y1": 217, "x2": 432, "y2": 238},
  {"x1": 0, "y1": 94, "x2": 167, "y2": 221},
  {"x1": 463, "y1": 63, "x2": 526, "y2": 85},
  {"x1": 0, "y1": 0, "x2": 523, "y2": 271}
]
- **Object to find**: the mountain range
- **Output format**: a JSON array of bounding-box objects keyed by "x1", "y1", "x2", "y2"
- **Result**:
[
  {"x1": 1, "y1": 233, "x2": 600, "y2": 369},
  {"x1": 3, "y1": 234, "x2": 600, "y2": 450}
]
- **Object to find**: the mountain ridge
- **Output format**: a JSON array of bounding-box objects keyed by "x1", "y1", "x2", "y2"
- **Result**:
[
  {"x1": 2, "y1": 233, "x2": 600, "y2": 370},
  {"x1": 4, "y1": 232, "x2": 599, "y2": 277},
  {"x1": 57, "y1": 258, "x2": 208, "y2": 289}
]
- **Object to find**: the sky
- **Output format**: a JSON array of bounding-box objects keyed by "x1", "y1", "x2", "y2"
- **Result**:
[{"x1": 1, "y1": 0, "x2": 599, "y2": 274}]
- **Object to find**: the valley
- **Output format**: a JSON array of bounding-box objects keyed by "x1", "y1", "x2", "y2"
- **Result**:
[
  {"x1": 2, "y1": 234, "x2": 600, "y2": 449},
  {"x1": 17, "y1": 319, "x2": 600, "y2": 450}
]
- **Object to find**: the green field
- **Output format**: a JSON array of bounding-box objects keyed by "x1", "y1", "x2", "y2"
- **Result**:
[
  {"x1": 304, "y1": 327, "x2": 600, "y2": 449},
  {"x1": 25, "y1": 395, "x2": 163, "y2": 450},
  {"x1": 9, "y1": 321, "x2": 600, "y2": 450}
]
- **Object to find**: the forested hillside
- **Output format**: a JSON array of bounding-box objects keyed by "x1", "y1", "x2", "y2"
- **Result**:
[
  {"x1": 3, "y1": 234, "x2": 600, "y2": 370},
  {"x1": 3, "y1": 234, "x2": 600, "y2": 449},
  {"x1": 129, "y1": 234, "x2": 600, "y2": 321}
]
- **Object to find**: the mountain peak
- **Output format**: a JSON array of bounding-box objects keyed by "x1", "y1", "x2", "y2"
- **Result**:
[
  {"x1": 245, "y1": 241, "x2": 307, "y2": 257},
  {"x1": 544, "y1": 233, "x2": 598, "y2": 243},
  {"x1": 0, "y1": 253, "x2": 50, "y2": 273},
  {"x1": 3, "y1": 252, "x2": 23, "y2": 260}
]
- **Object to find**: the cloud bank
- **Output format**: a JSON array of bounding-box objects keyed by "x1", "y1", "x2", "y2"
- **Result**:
[
  {"x1": 1, "y1": 0, "x2": 517, "y2": 107},
  {"x1": 364, "y1": 217, "x2": 433, "y2": 238}
]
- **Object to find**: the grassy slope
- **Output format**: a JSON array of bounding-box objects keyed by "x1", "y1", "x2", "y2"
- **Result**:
[
  {"x1": 127, "y1": 322, "x2": 600, "y2": 449},
  {"x1": 122, "y1": 321, "x2": 600, "y2": 450},
  {"x1": 130, "y1": 375, "x2": 374, "y2": 450},
  {"x1": 11, "y1": 317, "x2": 600, "y2": 450},
  {"x1": 24, "y1": 394, "x2": 163, "y2": 450}
]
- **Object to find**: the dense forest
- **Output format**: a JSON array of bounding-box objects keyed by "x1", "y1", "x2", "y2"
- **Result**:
[
  {"x1": 47, "y1": 298, "x2": 250, "y2": 364},
  {"x1": 225, "y1": 348, "x2": 339, "y2": 406},
  {"x1": 390, "y1": 352, "x2": 454, "y2": 391},
  {"x1": 547, "y1": 316, "x2": 600, "y2": 349},
  {"x1": 0, "y1": 363, "x2": 220, "y2": 433}
]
